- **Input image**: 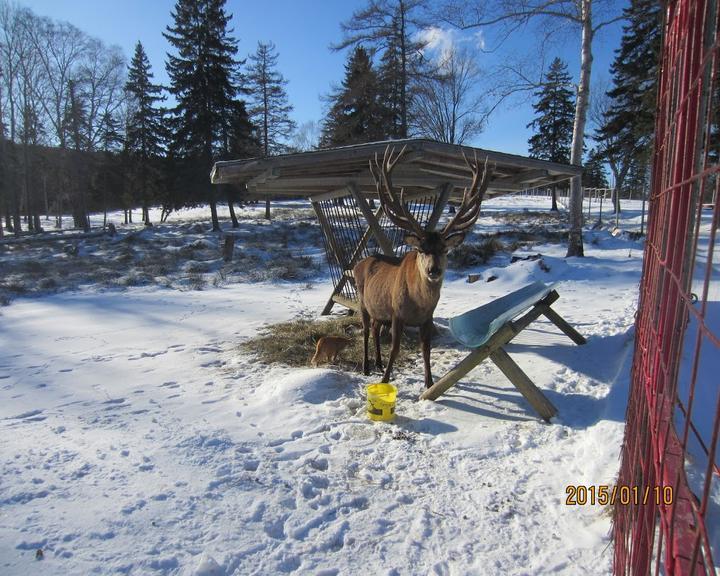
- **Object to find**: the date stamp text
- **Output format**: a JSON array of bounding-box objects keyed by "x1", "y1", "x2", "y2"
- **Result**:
[{"x1": 565, "y1": 485, "x2": 674, "y2": 506}]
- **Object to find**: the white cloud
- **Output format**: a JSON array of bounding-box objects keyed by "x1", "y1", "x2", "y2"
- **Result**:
[
  {"x1": 416, "y1": 26, "x2": 458, "y2": 62},
  {"x1": 474, "y1": 30, "x2": 486, "y2": 51},
  {"x1": 416, "y1": 26, "x2": 485, "y2": 64}
]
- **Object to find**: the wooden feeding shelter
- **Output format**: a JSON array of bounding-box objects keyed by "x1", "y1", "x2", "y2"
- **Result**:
[{"x1": 211, "y1": 138, "x2": 582, "y2": 315}]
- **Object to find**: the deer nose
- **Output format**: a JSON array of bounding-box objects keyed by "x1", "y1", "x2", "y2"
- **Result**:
[{"x1": 429, "y1": 266, "x2": 442, "y2": 278}]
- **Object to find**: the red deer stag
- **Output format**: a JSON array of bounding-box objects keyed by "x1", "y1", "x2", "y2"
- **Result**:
[{"x1": 353, "y1": 145, "x2": 492, "y2": 388}]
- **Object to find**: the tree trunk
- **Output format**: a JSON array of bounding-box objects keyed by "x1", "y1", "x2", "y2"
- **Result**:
[
  {"x1": 566, "y1": 0, "x2": 593, "y2": 258},
  {"x1": 227, "y1": 190, "x2": 239, "y2": 228},
  {"x1": 399, "y1": 0, "x2": 408, "y2": 137},
  {"x1": 265, "y1": 198, "x2": 271, "y2": 220},
  {"x1": 210, "y1": 198, "x2": 220, "y2": 231},
  {"x1": 12, "y1": 184, "x2": 21, "y2": 237},
  {"x1": 208, "y1": 177, "x2": 220, "y2": 231},
  {"x1": 551, "y1": 185, "x2": 558, "y2": 211},
  {"x1": 56, "y1": 191, "x2": 63, "y2": 229}
]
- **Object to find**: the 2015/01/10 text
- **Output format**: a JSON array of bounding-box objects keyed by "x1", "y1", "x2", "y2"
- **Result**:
[{"x1": 565, "y1": 485, "x2": 674, "y2": 506}]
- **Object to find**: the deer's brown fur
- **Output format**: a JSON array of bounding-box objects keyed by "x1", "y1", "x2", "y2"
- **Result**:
[{"x1": 354, "y1": 145, "x2": 492, "y2": 389}]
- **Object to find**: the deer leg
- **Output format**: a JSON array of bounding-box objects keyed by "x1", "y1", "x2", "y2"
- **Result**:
[
  {"x1": 372, "y1": 320, "x2": 384, "y2": 371},
  {"x1": 382, "y1": 316, "x2": 404, "y2": 383},
  {"x1": 420, "y1": 319, "x2": 434, "y2": 389},
  {"x1": 361, "y1": 308, "x2": 371, "y2": 376}
]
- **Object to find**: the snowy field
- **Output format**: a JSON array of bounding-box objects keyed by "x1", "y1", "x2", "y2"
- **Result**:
[{"x1": 0, "y1": 196, "x2": 644, "y2": 575}]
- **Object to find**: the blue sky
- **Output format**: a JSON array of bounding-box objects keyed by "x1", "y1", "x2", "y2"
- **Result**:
[{"x1": 20, "y1": 0, "x2": 626, "y2": 157}]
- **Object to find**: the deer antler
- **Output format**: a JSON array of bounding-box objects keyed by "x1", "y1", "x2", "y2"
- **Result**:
[
  {"x1": 369, "y1": 145, "x2": 424, "y2": 237},
  {"x1": 441, "y1": 150, "x2": 493, "y2": 239}
]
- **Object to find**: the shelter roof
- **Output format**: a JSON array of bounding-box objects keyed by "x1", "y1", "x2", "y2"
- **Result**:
[{"x1": 210, "y1": 138, "x2": 582, "y2": 201}]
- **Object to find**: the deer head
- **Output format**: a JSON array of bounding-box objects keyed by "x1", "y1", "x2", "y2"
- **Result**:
[{"x1": 369, "y1": 145, "x2": 492, "y2": 283}]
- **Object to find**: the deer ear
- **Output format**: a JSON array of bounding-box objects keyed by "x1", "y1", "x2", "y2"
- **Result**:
[
  {"x1": 444, "y1": 233, "x2": 466, "y2": 249},
  {"x1": 404, "y1": 234, "x2": 422, "y2": 249}
]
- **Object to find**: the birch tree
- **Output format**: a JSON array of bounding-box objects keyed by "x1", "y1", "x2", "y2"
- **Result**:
[{"x1": 441, "y1": 0, "x2": 624, "y2": 256}]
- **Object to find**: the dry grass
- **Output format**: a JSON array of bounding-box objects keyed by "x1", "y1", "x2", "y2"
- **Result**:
[
  {"x1": 239, "y1": 315, "x2": 420, "y2": 371},
  {"x1": 496, "y1": 210, "x2": 567, "y2": 225},
  {"x1": 449, "y1": 237, "x2": 507, "y2": 268}
]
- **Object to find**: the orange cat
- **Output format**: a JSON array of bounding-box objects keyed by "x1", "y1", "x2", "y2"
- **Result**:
[{"x1": 311, "y1": 336, "x2": 352, "y2": 366}]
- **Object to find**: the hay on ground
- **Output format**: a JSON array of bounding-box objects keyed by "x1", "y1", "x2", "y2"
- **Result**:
[{"x1": 239, "y1": 315, "x2": 420, "y2": 371}]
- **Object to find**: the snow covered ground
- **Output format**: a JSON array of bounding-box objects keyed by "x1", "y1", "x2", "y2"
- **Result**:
[{"x1": 0, "y1": 197, "x2": 644, "y2": 575}]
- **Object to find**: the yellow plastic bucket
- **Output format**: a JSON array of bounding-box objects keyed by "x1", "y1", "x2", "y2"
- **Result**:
[{"x1": 366, "y1": 383, "x2": 397, "y2": 422}]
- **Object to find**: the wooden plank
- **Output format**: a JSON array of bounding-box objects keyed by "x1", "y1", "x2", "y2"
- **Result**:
[
  {"x1": 252, "y1": 175, "x2": 456, "y2": 193},
  {"x1": 508, "y1": 291, "x2": 559, "y2": 333},
  {"x1": 310, "y1": 188, "x2": 354, "y2": 203},
  {"x1": 212, "y1": 140, "x2": 582, "y2": 194},
  {"x1": 345, "y1": 206, "x2": 384, "y2": 266},
  {"x1": 332, "y1": 294, "x2": 360, "y2": 312},
  {"x1": 322, "y1": 276, "x2": 346, "y2": 315},
  {"x1": 490, "y1": 347, "x2": 558, "y2": 421},
  {"x1": 213, "y1": 140, "x2": 426, "y2": 180},
  {"x1": 347, "y1": 182, "x2": 394, "y2": 256},
  {"x1": 421, "y1": 141, "x2": 584, "y2": 176},
  {"x1": 420, "y1": 291, "x2": 561, "y2": 402},
  {"x1": 425, "y1": 183, "x2": 451, "y2": 231},
  {"x1": 420, "y1": 323, "x2": 515, "y2": 400},
  {"x1": 540, "y1": 302, "x2": 587, "y2": 345},
  {"x1": 509, "y1": 169, "x2": 549, "y2": 184}
]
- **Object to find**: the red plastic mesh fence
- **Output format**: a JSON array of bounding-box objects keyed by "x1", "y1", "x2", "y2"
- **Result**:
[{"x1": 613, "y1": 0, "x2": 720, "y2": 574}]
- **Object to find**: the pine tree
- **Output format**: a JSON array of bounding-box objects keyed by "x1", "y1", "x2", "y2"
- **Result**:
[
  {"x1": 63, "y1": 78, "x2": 90, "y2": 230},
  {"x1": 320, "y1": 46, "x2": 385, "y2": 148},
  {"x1": 527, "y1": 57, "x2": 575, "y2": 211},
  {"x1": 222, "y1": 98, "x2": 259, "y2": 226},
  {"x1": 376, "y1": 16, "x2": 405, "y2": 138},
  {"x1": 164, "y1": 0, "x2": 246, "y2": 231},
  {"x1": 246, "y1": 40, "x2": 295, "y2": 219},
  {"x1": 333, "y1": 0, "x2": 428, "y2": 138},
  {"x1": 584, "y1": 148, "x2": 609, "y2": 189},
  {"x1": 98, "y1": 110, "x2": 123, "y2": 227},
  {"x1": 247, "y1": 41, "x2": 295, "y2": 157},
  {"x1": 125, "y1": 41, "x2": 166, "y2": 226},
  {"x1": 596, "y1": 0, "x2": 661, "y2": 207}
]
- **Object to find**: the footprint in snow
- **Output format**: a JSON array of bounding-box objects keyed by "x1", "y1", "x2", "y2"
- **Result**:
[
  {"x1": 7, "y1": 409, "x2": 44, "y2": 420},
  {"x1": 160, "y1": 381, "x2": 180, "y2": 389},
  {"x1": 128, "y1": 350, "x2": 168, "y2": 360},
  {"x1": 197, "y1": 346, "x2": 222, "y2": 354}
]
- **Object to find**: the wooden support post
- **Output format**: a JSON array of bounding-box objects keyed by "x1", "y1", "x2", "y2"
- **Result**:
[
  {"x1": 222, "y1": 235, "x2": 236, "y2": 262},
  {"x1": 347, "y1": 182, "x2": 394, "y2": 255},
  {"x1": 540, "y1": 305, "x2": 587, "y2": 345},
  {"x1": 425, "y1": 183, "x2": 452, "y2": 231},
  {"x1": 421, "y1": 323, "x2": 515, "y2": 400},
  {"x1": 322, "y1": 276, "x2": 347, "y2": 315},
  {"x1": 332, "y1": 294, "x2": 361, "y2": 312},
  {"x1": 489, "y1": 347, "x2": 558, "y2": 421},
  {"x1": 421, "y1": 289, "x2": 579, "y2": 421},
  {"x1": 345, "y1": 205, "x2": 386, "y2": 266}
]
